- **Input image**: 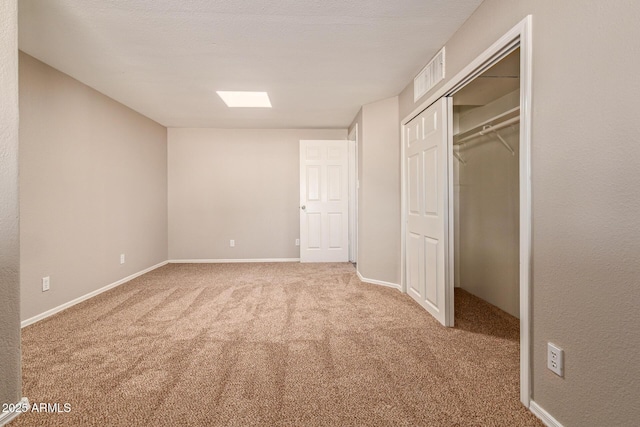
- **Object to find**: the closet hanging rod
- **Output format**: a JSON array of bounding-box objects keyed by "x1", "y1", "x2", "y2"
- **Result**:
[
  {"x1": 453, "y1": 106, "x2": 519, "y2": 142},
  {"x1": 453, "y1": 116, "x2": 520, "y2": 145}
]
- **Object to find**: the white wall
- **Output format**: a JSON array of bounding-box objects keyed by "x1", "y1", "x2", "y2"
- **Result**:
[
  {"x1": 168, "y1": 128, "x2": 347, "y2": 260},
  {"x1": 0, "y1": 0, "x2": 21, "y2": 409},
  {"x1": 19, "y1": 53, "x2": 168, "y2": 322},
  {"x1": 399, "y1": 1, "x2": 640, "y2": 425},
  {"x1": 350, "y1": 97, "x2": 401, "y2": 285}
]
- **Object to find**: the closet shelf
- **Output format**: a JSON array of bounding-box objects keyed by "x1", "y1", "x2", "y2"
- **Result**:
[{"x1": 453, "y1": 106, "x2": 520, "y2": 146}]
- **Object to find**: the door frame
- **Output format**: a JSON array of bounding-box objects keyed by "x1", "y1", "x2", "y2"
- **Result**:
[
  {"x1": 348, "y1": 125, "x2": 358, "y2": 264},
  {"x1": 400, "y1": 16, "x2": 533, "y2": 407}
]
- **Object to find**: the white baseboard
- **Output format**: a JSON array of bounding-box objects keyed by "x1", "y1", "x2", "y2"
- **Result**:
[
  {"x1": 0, "y1": 398, "x2": 29, "y2": 426},
  {"x1": 356, "y1": 270, "x2": 401, "y2": 291},
  {"x1": 169, "y1": 258, "x2": 300, "y2": 263},
  {"x1": 21, "y1": 261, "x2": 169, "y2": 328},
  {"x1": 530, "y1": 400, "x2": 564, "y2": 427}
]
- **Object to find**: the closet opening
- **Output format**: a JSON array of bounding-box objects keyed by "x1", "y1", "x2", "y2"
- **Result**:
[
  {"x1": 450, "y1": 49, "x2": 521, "y2": 326},
  {"x1": 401, "y1": 17, "x2": 532, "y2": 405}
]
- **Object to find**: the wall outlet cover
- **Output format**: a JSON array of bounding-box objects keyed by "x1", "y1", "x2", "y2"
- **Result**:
[{"x1": 547, "y1": 342, "x2": 564, "y2": 377}]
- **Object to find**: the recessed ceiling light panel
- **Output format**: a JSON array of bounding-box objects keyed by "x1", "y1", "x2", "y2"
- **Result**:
[{"x1": 216, "y1": 91, "x2": 272, "y2": 108}]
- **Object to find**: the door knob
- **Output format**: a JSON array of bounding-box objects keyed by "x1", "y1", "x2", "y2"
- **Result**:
[{"x1": 301, "y1": 205, "x2": 306, "y2": 210}]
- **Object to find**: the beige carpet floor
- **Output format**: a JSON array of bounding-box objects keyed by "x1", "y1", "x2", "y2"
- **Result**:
[{"x1": 12, "y1": 262, "x2": 542, "y2": 426}]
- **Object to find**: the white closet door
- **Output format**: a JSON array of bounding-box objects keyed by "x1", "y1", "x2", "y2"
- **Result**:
[
  {"x1": 299, "y1": 140, "x2": 349, "y2": 263},
  {"x1": 404, "y1": 97, "x2": 453, "y2": 326}
]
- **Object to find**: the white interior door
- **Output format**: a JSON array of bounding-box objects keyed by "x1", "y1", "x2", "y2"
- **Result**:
[
  {"x1": 404, "y1": 97, "x2": 454, "y2": 326},
  {"x1": 300, "y1": 140, "x2": 349, "y2": 262}
]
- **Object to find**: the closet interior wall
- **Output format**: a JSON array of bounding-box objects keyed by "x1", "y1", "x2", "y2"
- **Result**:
[{"x1": 452, "y1": 49, "x2": 521, "y2": 318}]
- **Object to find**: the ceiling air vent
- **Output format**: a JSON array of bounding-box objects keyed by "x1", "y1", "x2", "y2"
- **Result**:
[{"x1": 414, "y1": 47, "x2": 445, "y2": 102}]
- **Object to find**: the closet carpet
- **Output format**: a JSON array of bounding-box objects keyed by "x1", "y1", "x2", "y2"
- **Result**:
[{"x1": 12, "y1": 263, "x2": 542, "y2": 426}]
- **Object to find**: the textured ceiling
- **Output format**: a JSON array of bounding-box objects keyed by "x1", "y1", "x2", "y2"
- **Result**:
[{"x1": 18, "y1": 0, "x2": 483, "y2": 128}]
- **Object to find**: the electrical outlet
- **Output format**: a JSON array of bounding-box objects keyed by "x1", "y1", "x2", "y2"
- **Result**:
[
  {"x1": 295, "y1": 238, "x2": 300, "y2": 246},
  {"x1": 120, "y1": 254, "x2": 125, "y2": 264},
  {"x1": 229, "y1": 239, "x2": 235, "y2": 247},
  {"x1": 42, "y1": 276, "x2": 50, "y2": 292},
  {"x1": 547, "y1": 342, "x2": 564, "y2": 377}
]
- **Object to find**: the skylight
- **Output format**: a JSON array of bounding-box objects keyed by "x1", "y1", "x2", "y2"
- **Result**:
[{"x1": 216, "y1": 91, "x2": 272, "y2": 108}]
